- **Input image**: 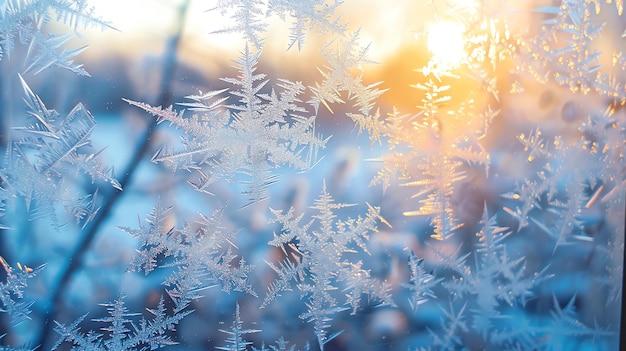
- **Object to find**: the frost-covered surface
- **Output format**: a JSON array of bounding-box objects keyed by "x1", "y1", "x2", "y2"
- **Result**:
[{"x1": 0, "y1": 0, "x2": 625, "y2": 350}]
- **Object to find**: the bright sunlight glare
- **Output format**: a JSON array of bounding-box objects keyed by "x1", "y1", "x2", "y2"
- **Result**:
[{"x1": 427, "y1": 21, "x2": 466, "y2": 69}]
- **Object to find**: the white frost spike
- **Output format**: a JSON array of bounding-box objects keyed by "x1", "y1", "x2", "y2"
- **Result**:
[
  {"x1": 126, "y1": 45, "x2": 327, "y2": 205},
  {"x1": 2, "y1": 76, "x2": 120, "y2": 227},
  {"x1": 264, "y1": 184, "x2": 392, "y2": 349}
]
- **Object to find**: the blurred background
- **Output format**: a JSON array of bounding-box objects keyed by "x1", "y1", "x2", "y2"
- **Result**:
[{"x1": 0, "y1": 0, "x2": 624, "y2": 350}]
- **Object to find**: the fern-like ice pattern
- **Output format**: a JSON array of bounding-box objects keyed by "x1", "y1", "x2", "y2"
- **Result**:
[
  {"x1": 264, "y1": 184, "x2": 392, "y2": 349},
  {"x1": 52, "y1": 295, "x2": 191, "y2": 351},
  {"x1": 126, "y1": 45, "x2": 327, "y2": 205},
  {"x1": 1, "y1": 75, "x2": 120, "y2": 228},
  {"x1": 0, "y1": 0, "x2": 110, "y2": 75},
  {"x1": 0, "y1": 0, "x2": 624, "y2": 350},
  {"x1": 119, "y1": 202, "x2": 256, "y2": 307}
]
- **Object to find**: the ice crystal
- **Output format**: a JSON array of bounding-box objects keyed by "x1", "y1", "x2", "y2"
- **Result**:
[
  {"x1": 542, "y1": 295, "x2": 615, "y2": 349},
  {"x1": 267, "y1": 0, "x2": 345, "y2": 51},
  {"x1": 52, "y1": 295, "x2": 191, "y2": 351},
  {"x1": 424, "y1": 302, "x2": 469, "y2": 351},
  {"x1": 0, "y1": 75, "x2": 120, "y2": 228},
  {"x1": 0, "y1": 0, "x2": 624, "y2": 349},
  {"x1": 403, "y1": 251, "x2": 442, "y2": 312},
  {"x1": 309, "y1": 30, "x2": 386, "y2": 119},
  {"x1": 264, "y1": 184, "x2": 391, "y2": 349},
  {"x1": 0, "y1": 257, "x2": 43, "y2": 327},
  {"x1": 217, "y1": 303, "x2": 260, "y2": 351},
  {"x1": 211, "y1": 0, "x2": 345, "y2": 50},
  {"x1": 126, "y1": 45, "x2": 327, "y2": 205},
  {"x1": 519, "y1": 0, "x2": 626, "y2": 102},
  {"x1": 0, "y1": 0, "x2": 110, "y2": 75},
  {"x1": 119, "y1": 202, "x2": 256, "y2": 309},
  {"x1": 252, "y1": 336, "x2": 299, "y2": 351},
  {"x1": 211, "y1": 0, "x2": 267, "y2": 49},
  {"x1": 434, "y1": 207, "x2": 552, "y2": 347}
]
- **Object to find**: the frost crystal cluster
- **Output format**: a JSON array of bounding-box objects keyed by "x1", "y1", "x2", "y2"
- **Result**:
[{"x1": 0, "y1": 0, "x2": 624, "y2": 350}]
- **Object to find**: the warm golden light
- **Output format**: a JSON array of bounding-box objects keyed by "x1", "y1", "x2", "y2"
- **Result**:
[{"x1": 427, "y1": 21, "x2": 466, "y2": 69}]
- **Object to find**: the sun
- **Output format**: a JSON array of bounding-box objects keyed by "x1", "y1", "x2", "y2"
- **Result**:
[{"x1": 427, "y1": 21, "x2": 466, "y2": 70}]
